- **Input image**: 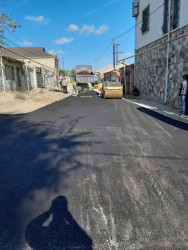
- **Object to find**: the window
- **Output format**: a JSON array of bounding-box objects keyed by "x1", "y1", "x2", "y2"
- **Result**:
[
  {"x1": 5, "y1": 65, "x2": 14, "y2": 81},
  {"x1": 162, "y1": 0, "x2": 180, "y2": 34},
  {"x1": 171, "y1": 0, "x2": 180, "y2": 30},
  {"x1": 142, "y1": 6, "x2": 150, "y2": 34}
]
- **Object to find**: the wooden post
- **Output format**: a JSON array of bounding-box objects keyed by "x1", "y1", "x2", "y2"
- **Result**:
[
  {"x1": 1, "y1": 56, "x2": 6, "y2": 92},
  {"x1": 33, "y1": 66, "x2": 37, "y2": 89}
]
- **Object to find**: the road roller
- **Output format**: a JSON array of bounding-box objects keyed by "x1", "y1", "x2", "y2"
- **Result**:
[{"x1": 102, "y1": 71, "x2": 123, "y2": 99}]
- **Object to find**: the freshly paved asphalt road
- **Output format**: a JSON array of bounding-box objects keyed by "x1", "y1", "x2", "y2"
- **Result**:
[{"x1": 0, "y1": 91, "x2": 188, "y2": 250}]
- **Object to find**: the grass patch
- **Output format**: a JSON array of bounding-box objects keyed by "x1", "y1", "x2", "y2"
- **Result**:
[
  {"x1": 124, "y1": 94, "x2": 139, "y2": 99},
  {"x1": 15, "y1": 92, "x2": 26, "y2": 100},
  {"x1": 17, "y1": 88, "x2": 27, "y2": 93}
]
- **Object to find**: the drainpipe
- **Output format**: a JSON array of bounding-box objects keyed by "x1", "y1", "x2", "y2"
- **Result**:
[
  {"x1": 164, "y1": 0, "x2": 171, "y2": 103},
  {"x1": 0, "y1": 55, "x2": 5, "y2": 92}
]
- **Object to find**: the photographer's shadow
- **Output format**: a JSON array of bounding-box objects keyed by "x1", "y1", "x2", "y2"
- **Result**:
[{"x1": 25, "y1": 196, "x2": 92, "y2": 249}]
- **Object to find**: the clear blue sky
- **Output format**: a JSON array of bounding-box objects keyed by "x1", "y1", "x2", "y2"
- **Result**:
[{"x1": 2, "y1": 0, "x2": 135, "y2": 71}]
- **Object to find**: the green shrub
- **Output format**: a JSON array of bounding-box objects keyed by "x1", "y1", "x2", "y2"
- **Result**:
[
  {"x1": 15, "y1": 92, "x2": 25, "y2": 100},
  {"x1": 17, "y1": 88, "x2": 27, "y2": 93}
]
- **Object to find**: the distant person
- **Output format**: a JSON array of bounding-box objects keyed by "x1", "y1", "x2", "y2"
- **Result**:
[
  {"x1": 132, "y1": 86, "x2": 139, "y2": 96},
  {"x1": 62, "y1": 78, "x2": 67, "y2": 93},
  {"x1": 59, "y1": 80, "x2": 63, "y2": 90},
  {"x1": 179, "y1": 74, "x2": 188, "y2": 115},
  {"x1": 98, "y1": 82, "x2": 103, "y2": 96},
  {"x1": 88, "y1": 82, "x2": 92, "y2": 91},
  {"x1": 72, "y1": 80, "x2": 77, "y2": 95},
  {"x1": 114, "y1": 68, "x2": 120, "y2": 80}
]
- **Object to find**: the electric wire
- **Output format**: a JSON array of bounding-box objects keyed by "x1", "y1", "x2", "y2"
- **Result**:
[
  {"x1": 96, "y1": 40, "x2": 113, "y2": 60},
  {"x1": 115, "y1": 2, "x2": 164, "y2": 39},
  {"x1": 2, "y1": 41, "x2": 56, "y2": 72},
  {"x1": 118, "y1": 32, "x2": 188, "y2": 62},
  {"x1": 96, "y1": 2, "x2": 165, "y2": 62},
  {"x1": 1, "y1": 2, "x2": 166, "y2": 67},
  {"x1": 56, "y1": 0, "x2": 86, "y2": 24},
  {"x1": 4, "y1": 26, "x2": 54, "y2": 59},
  {"x1": 0, "y1": 6, "x2": 51, "y2": 51}
]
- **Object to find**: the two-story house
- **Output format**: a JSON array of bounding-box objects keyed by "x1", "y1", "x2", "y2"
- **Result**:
[{"x1": 133, "y1": 0, "x2": 188, "y2": 107}]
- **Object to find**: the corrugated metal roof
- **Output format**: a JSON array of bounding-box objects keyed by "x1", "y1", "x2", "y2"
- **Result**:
[{"x1": 1, "y1": 47, "x2": 54, "y2": 59}]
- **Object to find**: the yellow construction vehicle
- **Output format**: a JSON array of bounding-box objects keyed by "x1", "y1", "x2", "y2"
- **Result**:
[{"x1": 102, "y1": 71, "x2": 123, "y2": 99}]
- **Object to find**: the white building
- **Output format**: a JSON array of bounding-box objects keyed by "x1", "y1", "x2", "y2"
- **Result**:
[
  {"x1": 1, "y1": 47, "x2": 58, "y2": 90},
  {"x1": 0, "y1": 56, "x2": 26, "y2": 91},
  {"x1": 133, "y1": 0, "x2": 188, "y2": 107}
]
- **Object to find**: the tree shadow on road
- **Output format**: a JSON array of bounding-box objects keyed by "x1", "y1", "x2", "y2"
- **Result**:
[
  {"x1": 137, "y1": 107, "x2": 188, "y2": 131},
  {"x1": 25, "y1": 196, "x2": 92, "y2": 250},
  {"x1": 0, "y1": 102, "x2": 98, "y2": 249}
]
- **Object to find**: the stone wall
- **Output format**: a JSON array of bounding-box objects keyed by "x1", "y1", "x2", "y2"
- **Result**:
[{"x1": 135, "y1": 25, "x2": 188, "y2": 108}]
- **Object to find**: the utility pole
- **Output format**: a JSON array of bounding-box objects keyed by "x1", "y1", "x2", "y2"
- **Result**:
[
  {"x1": 112, "y1": 37, "x2": 123, "y2": 68},
  {"x1": 62, "y1": 57, "x2": 64, "y2": 70},
  {"x1": 113, "y1": 37, "x2": 115, "y2": 70},
  {"x1": 0, "y1": 51, "x2": 5, "y2": 92},
  {"x1": 95, "y1": 59, "x2": 97, "y2": 72},
  {"x1": 115, "y1": 44, "x2": 123, "y2": 66}
]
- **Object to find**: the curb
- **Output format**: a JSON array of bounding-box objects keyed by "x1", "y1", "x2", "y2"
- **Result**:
[{"x1": 122, "y1": 98, "x2": 188, "y2": 125}]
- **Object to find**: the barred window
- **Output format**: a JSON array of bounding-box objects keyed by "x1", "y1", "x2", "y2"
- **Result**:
[
  {"x1": 162, "y1": 0, "x2": 180, "y2": 34},
  {"x1": 142, "y1": 6, "x2": 150, "y2": 34},
  {"x1": 5, "y1": 65, "x2": 14, "y2": 81}
]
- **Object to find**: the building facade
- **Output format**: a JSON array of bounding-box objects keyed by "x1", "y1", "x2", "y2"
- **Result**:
[
  {"x1": 1, "y1": 47, "x2": 58, "y2": 90},
  {"x1": 133, "y1": 0, "x2": 188, "y2": 107},
  {"x1": 0, "y1": 56, "x2": 26, "y2": 91}
]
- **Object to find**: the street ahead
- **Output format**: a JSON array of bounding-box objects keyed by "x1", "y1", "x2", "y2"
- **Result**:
[{"x1": 0, "y1": 91, "x2": 188, "y2": 249}]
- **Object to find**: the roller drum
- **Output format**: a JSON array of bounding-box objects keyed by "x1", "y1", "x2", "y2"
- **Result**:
[{"x1": 104, "y1": 90, "x2": 123, "y2": 99}]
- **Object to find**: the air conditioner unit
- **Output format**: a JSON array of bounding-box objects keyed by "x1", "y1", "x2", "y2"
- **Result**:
[
  {"x1": 132, "y1": 7, "x2": 139, "y2": 17},
  {"x1": 133, "y1": 0, "x2": 139, "y2": 8},
  {"x1": 132, "y1": 0, "x2": 139, "y2": 17}
]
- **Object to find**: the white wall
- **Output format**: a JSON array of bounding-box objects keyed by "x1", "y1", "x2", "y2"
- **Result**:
[{"x1": 135, "y1": 0, "x2": 188, "y2": 50}]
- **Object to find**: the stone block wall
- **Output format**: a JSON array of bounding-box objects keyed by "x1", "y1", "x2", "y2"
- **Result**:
[{"x1": 135, "y1": 25, "x2": 188, "y2": 108}]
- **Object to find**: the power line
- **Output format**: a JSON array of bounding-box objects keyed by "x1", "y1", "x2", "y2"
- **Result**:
[
  {"x1": 97, "y1": 40, "x2": 113, "y2": 60},
  {"x1": 56, "y1": 0, "x2": 86, "y2": 24},
  {"x1": 95, "y1": 2, "x2": 165, "y2": 62},
  {"x1": 118, "y1": 32, "x2": 188, "y2": 63},
  {"x1": 4, "y1": 36, "x2": 56, "y2": 69},
  {"x1": 0, "y1": 6, "x2": 51, "y2": 51},
  {"x1": 115, "y1": 2, "x2": 164, "y2": 39},
  {"x1": 1, "y1": 1, "x2": 165, "y2": 66},
  {"x1": 2, "y1": 42, "x2": 56, "y2": 72}
]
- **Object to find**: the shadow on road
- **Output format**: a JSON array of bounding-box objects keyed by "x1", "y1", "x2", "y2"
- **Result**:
[
  {"x1": 0, "y1": 104, "x2": 96, "y2": 249},
  {"x1": 137, "y1": 107, "x2": 188, "y2": 131},
  {"x1": 25, "y1": 196, "x2": 92, "y2": 250}
]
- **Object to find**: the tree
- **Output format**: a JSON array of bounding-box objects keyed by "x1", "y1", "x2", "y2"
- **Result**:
[
  {"x1": 0, "y1": 5, "x2": 20, "y2": 46},
  {"x1": 70, "y1": 68, "x2": 76, "y2": 79},
  {"x1": 59, "y1": 69, "x2": 66, "y2": 77}
]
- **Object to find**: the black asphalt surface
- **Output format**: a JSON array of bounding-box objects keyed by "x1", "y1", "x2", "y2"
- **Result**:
[{"x1": 0, "y1": 91, "x2": 188, "y2": 249}]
